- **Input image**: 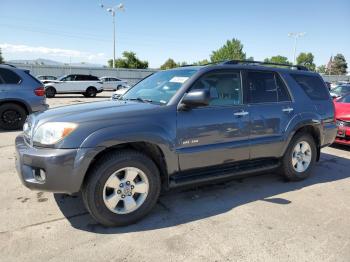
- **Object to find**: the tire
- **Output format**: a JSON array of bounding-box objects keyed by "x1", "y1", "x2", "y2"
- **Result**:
[
  {"x1": 45, "y1": 86, "x2": 56, "y2": 98},
  {"x1": 117, "y1": 85, "x2": 122, "y2": 90},
  {"x1": 0, "y1": 103, "x2": 27, "y2": 130},
  {"x1": 82, "y1": 150, "x2": 161, "y2": 227},
  {"x1": 84, "y1": 86, "x2": 97, "y2": 98},
  {"x1": 280, "y1": 133, "x2": 317, "y2": 181}
]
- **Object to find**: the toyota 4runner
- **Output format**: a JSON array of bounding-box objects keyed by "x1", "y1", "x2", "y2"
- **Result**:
[{"x1": 15, "y1": 60, "x2": 337, "y2": 226}]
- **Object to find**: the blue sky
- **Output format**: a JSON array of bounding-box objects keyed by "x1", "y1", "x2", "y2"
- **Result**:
[{"x1": 0, "y1": 0, "x2": 349, "y2": 68}]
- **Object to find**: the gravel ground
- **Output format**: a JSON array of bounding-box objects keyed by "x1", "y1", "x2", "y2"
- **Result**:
[{"x1": 0, "y1": 92, "x2": 349, "y2": 262}]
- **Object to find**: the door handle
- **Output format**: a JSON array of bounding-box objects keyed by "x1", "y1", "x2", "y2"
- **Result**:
[
  {"x1": 282, "y1": 107, "x2": 294, "y2": 113},
  {"x1": 234, "y1": 111, "x2": 249, "y2": 116}
]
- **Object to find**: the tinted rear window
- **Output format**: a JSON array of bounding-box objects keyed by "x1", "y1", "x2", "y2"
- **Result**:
[
  {"x1": 0, "y1": 68, "x2": 21, "y2": 84},
  {"x1": 246, "y1": 71, "x2": 291, "y2": 103},
  {"x1": 290, "y1": 74, "x2": 329, "y2": 100},
  {"x1": 84, "y1": 75, "x2": 99, "y2": 81}
]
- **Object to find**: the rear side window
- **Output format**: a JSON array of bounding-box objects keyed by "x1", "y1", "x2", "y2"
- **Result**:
[
  {"x1": 290, "y1": 74, "x2": 329, "y2": 100},
  {"x1": 0, "y1": 68, "x2": 21, "y2": 84},
  {"x1": 24, "y1": 71, "x2": 42, "y2": 85},
  {"x1": 246, "y1": 71, "x2": 291, "y2": 103},
  {"x1": 85, "y1": 75, "x2": 99, "y2": 81}
]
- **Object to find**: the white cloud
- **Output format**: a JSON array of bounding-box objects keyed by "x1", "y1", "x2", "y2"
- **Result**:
[{"x1": 0, "y1": 43, "x2": 106, "y2": 61}]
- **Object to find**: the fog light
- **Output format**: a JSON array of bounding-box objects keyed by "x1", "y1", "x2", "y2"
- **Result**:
[{"x1": 33, "y1": 168, "x2": 46, "y2": 182}]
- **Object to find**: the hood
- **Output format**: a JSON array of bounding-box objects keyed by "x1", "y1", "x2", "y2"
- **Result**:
[
  {"x1": 335, "y1": 102, "x2": 350, "y2": 121},
  {"x1": 32, "y1": 100, "x2": 160, "y2": 126}
]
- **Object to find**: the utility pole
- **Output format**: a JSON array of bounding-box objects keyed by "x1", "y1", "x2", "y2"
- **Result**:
[{"x1": 288, "y1": 32, "x2": 306, "y2": 64}]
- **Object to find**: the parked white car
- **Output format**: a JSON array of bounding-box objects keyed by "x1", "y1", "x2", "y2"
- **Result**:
[
  {"x1": 44, "y1": 74, "x2": 103, "y2": 98},
  {"x1": 111, "y1": 86, "x2": 130, "y2": 100},
  {"x1": 100, "y1": 76, "x2": 128, "y2": 91}
]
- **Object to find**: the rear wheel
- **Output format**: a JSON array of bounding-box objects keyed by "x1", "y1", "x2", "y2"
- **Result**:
[
  {"x1": 84, "y1": 87, "x2": 97, "y2": 97},
  {"x1": 281, "y1": 133, "x2": 317, "y2": 181},
  {"x1": 45, "y1": 86, "x2": 56, "y2": 98},
  {"x1": 0, "y1": 103, "x2": 27, "y2": 130},
  {"x1": 82, "y1": 150, "x2": 161, "y2": 226}
]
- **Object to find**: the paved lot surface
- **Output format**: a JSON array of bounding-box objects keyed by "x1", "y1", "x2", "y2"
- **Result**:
[{"x1": 0, "y1": 92, "x2": 349, "y2": 262}]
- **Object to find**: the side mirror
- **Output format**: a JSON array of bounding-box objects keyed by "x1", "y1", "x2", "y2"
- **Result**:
[{"x1": 179, "y1": 89, "x2": 210, "y2": 110}]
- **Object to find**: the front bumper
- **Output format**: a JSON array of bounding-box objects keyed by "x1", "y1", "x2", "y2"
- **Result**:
[
  {"x1": 15, "y1": 135, "x2": 97, "y2": 194},
  {"x1": 334, "y1": 126, "x2": 350, "y2": 146}
]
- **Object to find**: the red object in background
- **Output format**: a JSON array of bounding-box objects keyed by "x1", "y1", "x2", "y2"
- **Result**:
[{"x1": 334, "y1": 95, "x2": 350, "y2": 145}]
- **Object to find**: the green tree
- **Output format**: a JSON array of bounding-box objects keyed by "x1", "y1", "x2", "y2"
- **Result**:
[
  {"x1": 0, "y1": 48, "x2": 4, "y2": 64},
  {"x1": 264, "y1": 55, "x2": 291, "y2": 65},
  {"x1": 210, "y1": 38, "x2": 246, "y2": 62},
  {"x1": 330, "y1": 54, "x2": 347, "y2": 75},
  {"x1": 160, "y1": 58, "x2": 178, "y2": 70},
  {"x1": 296, "y1": 52, "x2": 316, "y2": 71},
  {"x1": 108, "y1": 51, "x2": 148, "y2": 69},
  {"x1": 193, "y1": 59, "x2": 210, "y2": 66},
  {"x1": 317, "y1": 65, "x2": 327, "y2": 74}
]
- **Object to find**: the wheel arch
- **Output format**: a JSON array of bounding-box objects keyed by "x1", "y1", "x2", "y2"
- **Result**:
[
  {"x1": 0, "y1": 99, "x2": 30, "y2": 114},
  {"x1": 83, "y1": 142, "x2": 169, "y2": 189},
  {"x1": 284, "y1": 124, "x2": 322, "y2": 161}
]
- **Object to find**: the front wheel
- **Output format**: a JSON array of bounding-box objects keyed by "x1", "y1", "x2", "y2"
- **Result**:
[
  {"x1": 280, "y1": 133, "x2": 317, "y2": 181},
  {"x1": 82, "y1": 150, "x2": 161, "y2": 227}
]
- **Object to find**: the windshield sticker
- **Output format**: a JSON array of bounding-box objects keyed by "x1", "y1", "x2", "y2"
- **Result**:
[{"x1": 169, "y1": 76, "x2": 189, "y2": 83}]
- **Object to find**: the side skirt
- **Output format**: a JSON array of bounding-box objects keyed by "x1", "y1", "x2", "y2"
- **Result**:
[{"x1": 169, "y1": 158, "x2": 280, "y2": 188}]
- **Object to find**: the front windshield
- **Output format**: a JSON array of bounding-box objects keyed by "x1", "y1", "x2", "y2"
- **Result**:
[
  {"x1": 121, "y1": 69, "x2": 198, "y2": 105},
  {"x1": 338, "y1": 94, "x2": 350, "y2": 103}
]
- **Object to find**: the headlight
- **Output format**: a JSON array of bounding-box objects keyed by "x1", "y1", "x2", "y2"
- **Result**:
[{"x1": 33, "y1": 122, "x2": 78, "y2": 145}]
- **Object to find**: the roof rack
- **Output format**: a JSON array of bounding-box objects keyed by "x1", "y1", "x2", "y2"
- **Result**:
[
  {"x1": 221, "y1": 60, "x2": 308, "y2": 71},
  {"x1": 1, "y1": 63, "x2": 17, "y2": 68}
]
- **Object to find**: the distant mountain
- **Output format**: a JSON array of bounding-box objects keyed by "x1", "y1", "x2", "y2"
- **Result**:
[{"x1": 8, "y1": 58, "x2": 105, "y2": 68}]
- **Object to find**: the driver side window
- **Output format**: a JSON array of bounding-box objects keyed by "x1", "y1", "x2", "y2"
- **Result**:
[{"x1": 190, "y1": 71, "x2": 242, "y2": 106}]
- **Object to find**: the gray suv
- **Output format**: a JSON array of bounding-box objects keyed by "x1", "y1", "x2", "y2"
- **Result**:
[
  {"x1": 0, "y1": 64, "x2": 48, "y2": 130},
  {"x1": 15, "y1": 61, "x2": 337, "y2": 226}
]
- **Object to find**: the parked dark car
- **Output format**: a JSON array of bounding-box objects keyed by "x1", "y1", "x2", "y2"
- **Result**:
[
  {"x1": 15, "y1": 61, "x2": 337, "y2": 226},
  {"x1": 0, "y1": 64, "x2": 48, "y2": 130}
]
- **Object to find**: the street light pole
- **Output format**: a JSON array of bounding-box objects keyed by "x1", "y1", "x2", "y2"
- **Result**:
[
  {"x1": 100, "y1": 2, "x2": 124, "y2": 69},
  {"x1": 288, "y1": 32, "x2": 306, "y2": 64},
  {"x1": 112, "y1": 11, "x2": 116, "y2": 68}
]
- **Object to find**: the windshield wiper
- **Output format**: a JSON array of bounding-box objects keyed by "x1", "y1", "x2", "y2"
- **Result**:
[{"x1": 124, "y1": 97, "x2": 153, "y2": 103}]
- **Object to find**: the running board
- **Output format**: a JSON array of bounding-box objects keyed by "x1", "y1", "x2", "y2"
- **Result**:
[{"x1": 169, "y1": 158, "x2": 280, "y2": 187}]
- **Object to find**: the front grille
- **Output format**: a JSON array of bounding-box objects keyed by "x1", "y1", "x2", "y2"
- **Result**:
[{"x1": 336, "y1": 119, "x2": 350, "y2": 128}]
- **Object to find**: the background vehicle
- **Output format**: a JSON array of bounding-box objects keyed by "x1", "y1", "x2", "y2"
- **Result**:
[
  {"x1": 111, "y1": 85, "x2": 130, "y2": 100},
  {"x1": 44, "y1": 74, "x2": 103, "y2": 98},
  {"x1": 0, "y1": 64, "x2": 47, "y2": 130},
  {"x1": 36, "y1": 75, "x2": 57, "y2": 85},
  {"x1": 334, "y1": 93, "x2": 350, "y2": 145},
  {"x1": 330, "y1": 84, "x2": 350, "y2": 98},
  {"x1": 15, "y1": 61, "x2": 336, "y2": 226},
  {"x1": 100, "y1": 76, "x2": 128, "y2": 91}
]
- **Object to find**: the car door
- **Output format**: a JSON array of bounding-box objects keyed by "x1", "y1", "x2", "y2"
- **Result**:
[
  {"x1": 177, "y1": 70, "x2": 250, "y2": 171},
  {"x1": 103, "y1": 78, "x2": 112, "y2": 90},
  {"x1": 74, "y1": 75, "x2": 87, "y2": 92},
  {"x1": 244, "y1": 70, "x2": 295, "y2": 159},
  {"x1": 60, "y1": 75, "x2": 76, "y2": 92}
]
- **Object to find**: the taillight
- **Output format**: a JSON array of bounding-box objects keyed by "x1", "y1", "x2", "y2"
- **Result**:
[{"x1": 34, "y1": 87, "x2": 45, "y2": 96}]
